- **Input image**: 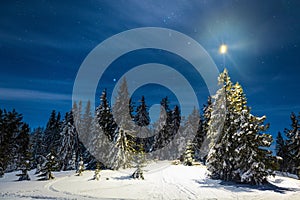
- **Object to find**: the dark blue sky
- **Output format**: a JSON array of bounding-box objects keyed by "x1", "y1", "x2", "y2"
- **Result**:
[{"x1": 0, "y1": 0, "x2": 299, "y2": 140}]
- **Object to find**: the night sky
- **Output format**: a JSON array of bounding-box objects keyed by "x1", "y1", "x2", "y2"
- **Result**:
[{"x1": 0, "y1": 0, "x2": 299, "y2": 141}]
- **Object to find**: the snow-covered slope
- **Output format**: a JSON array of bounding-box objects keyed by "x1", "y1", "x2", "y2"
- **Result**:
[{"x1": 1, "y1": 161, "x2": 299, "y2": 200}]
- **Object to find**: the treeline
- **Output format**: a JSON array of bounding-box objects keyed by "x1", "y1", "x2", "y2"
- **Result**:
[
  {"x1": 0, "y1": 77, "x2": 210, "y2": 180},
  {"x1": 0, "y1": 70, "x2": 299, "y2": 184}
]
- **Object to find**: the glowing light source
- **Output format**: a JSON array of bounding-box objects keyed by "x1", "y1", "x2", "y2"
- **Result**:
[{"x1": 219, "y1": 44, "x2": 228, "y2": 54}]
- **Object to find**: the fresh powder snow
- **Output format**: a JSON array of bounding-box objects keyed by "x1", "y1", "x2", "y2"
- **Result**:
[{"x1": 1, "y1": 161, "x2": 299, "y2": 200}]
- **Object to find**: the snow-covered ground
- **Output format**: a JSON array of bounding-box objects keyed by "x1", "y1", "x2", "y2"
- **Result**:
[{"x1": 1, "y1": 161, "x2": 299, "y2": 200}]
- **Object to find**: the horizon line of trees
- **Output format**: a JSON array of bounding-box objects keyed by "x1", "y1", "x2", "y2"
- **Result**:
[{"x1": 0, "y1": 69, "x2": 299, "y2": 184}]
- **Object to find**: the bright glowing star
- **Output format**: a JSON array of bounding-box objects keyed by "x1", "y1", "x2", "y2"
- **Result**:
[
  {"x1": 113, "y1": 78, "x2": 116, "y2": 82},
  {"x1": 219, "y1": 44, "x2": 228, "y2": 54}
]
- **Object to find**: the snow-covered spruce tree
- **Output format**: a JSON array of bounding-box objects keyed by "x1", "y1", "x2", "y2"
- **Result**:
[
  {"x1": 0, "y1": 109, "x2": 24, "y2": 174},
  {"x1": 275, "y1": 132, "x2": 289, "y2": 172},
  {"x1": 152, "y1": 99, "x2": 181, "y2": 159},
  {"x1": 16, "y1": 123, "x2": 31, "y2": 181},
  {"x1": 134, "y1": 95, "x2": 152, "y2": 150},
  {"x1": 81, "y1": 100, "x2": 93, "y2": 143},
  {"x1": 134, "y1": 96, "x2": 150, "y2": 127},
  {"x1": 183, "y1": 141, "x2": 195, "y2": 166},
  {"x1": 38, "y1": 151, "x2": 57, "y2": 180},
  {"x1": 58, "y1": 111, "x2": 79, "y2": 171},
  {"x1": 181, "y1": 107, "x2": 201, "y2": 161},
  {"x1": 80, "y1": 100, "x2": 99, "y2": 169},
  {"x1": 161, "y1": 105, "x2": 181, "y2": 160},
  {"x1": 284, "y1": 112, "x2": 300, "y2": 176},
  {"x1": 96, "y1": 89, "x2": 118, "y2": 142},
  {"x1": 111, "y1": 126, "x2": 135, "y2": 170},
  {"x1": 207, "y1": 69, "x2": 275, "y2": 185},
  {"x1": 203, "y1": 96, "x2": 212, "y2": 136},
  {"x1": 198, "y1": 96, "x2": 212, "y2": 162},
  {"x1": 152, "y1": 97, "x2": 169, "y2": 152},
  {"x1": 72, "y1": 101, "x2": 82, "y2": 132},
  {"x1": 113, "y1": 77, "x2": 135, "y2": 131},
  {"x1": 234, "y1": 110, "x2": 275, "y2": 185},
  {"x1": 153, "y1": 97, "x2": 169, "y2": 134},
  {"x1": 31, "y1": 127, "x2": 44, "y2": 169},
  {"x1": 43, "y1": 110, "x2": 62, "y2": 157}
]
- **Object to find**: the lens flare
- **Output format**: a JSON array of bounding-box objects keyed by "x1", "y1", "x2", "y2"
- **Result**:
[{"x1": 219, "y1": 44, "x2": 228, "y2": 54}]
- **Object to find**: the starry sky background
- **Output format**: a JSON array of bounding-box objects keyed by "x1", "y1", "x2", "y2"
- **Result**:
[{"x1": 0, "y1": 0, "x2": 299, "y2": 143}]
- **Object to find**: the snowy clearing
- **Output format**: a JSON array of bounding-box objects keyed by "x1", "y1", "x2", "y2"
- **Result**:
[{"x1": 1, "y1": 161, "x2": 299, "y2": 200}]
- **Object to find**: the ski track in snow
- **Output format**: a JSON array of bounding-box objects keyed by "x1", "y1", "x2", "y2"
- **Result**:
[{"x1": 1, "y1": 161, "x2": 300, "y2": 200}]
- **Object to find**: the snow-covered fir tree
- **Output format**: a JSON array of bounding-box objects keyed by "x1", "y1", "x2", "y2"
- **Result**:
[
  {"x1": 198, "y1": 96, "x2": 212, "y2": 161},
  {"x1": 284, "y1": 112, "x2": 300, "y2": 176},
  {"x1": 203, "y1": 96, "x2": 212, "y2": 136},
  {"x1": 134, "y1": 95, "x2": 152, "y2": 149},
  {"x1": 111, "y1": 126, "x2": 135, "y2": 170},
  {"x1": 152, "y1": 97, "x2": 181, "y2": 159},
  {"x1": 72, "y1": 101, "x2": 82, "y2": 132},
  {"x1": 16, "y1": 123, "x2": 31, "y2": 181},
  {"x1": 0, "y1": 109, "x2": 25, "y2": 176},
  {"x1": 134, "y1": 96, "x2": 150, "y2": 127},
  {"x1": 180, "y1": 107, "x2": 201, "y2": 160},
  {"x1": 234, "y1": 110, "x2": 275, "y2": 185},
  {"x1": 31, "y1": 127, "x2": 44, "y2": 169},
  {"x1": 96, "y1": 89, "x2": 118, "y2": 142},
  {"x1": 79, "y1": 101, "x2": 99, "y2": 169},
  {"x1": 207, "y1": 69, "x2": 275, "y2": 185},
  {"x1": 113, "y1": 77, "x2": 135, "y2": 130},
  {"x1": 275, "y1": 132, "x2": 289, "y2": 172},
  {"x1": 43, "y1": 110, "x2": 62, "y2": 157},
  {"x1": 58, "y1": 111, "x2": 79, "y2": 171},
  {"x1": 182, "y1": 141, "x2": 195, "y2": 166},
  {"x1": 80, "y1": 100, "x2": 93, "y2": 141}
]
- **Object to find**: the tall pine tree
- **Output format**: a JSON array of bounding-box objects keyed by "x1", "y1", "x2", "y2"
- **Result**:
[
  {"x1": 43, "y1": 110, "x2": 62, "y2": 157},
  {"x1": 113, "y1": 77, "x2": 135, "y2": 130},
  {"x1": 207, "y1": 69, "x2": 275, "y2": 185},
  {"x1": 58, "y1": 111, "x2": 79, "y2": 171}
]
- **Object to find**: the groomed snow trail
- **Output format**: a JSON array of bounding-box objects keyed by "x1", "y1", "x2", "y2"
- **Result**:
[{"x1": 1, "y1": 161, "x2": 300, "y2": 200}]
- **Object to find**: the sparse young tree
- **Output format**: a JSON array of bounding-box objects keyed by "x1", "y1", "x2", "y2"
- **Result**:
[
  {"x1": 39, "y1": 151, "x2": 57, "y2": 180},
  {"x1": 182, "y1": 141, "x2": 195, "y2": 166},
  {"x1": 93, "y1": 162, "x2": 101, "y2": 181}
]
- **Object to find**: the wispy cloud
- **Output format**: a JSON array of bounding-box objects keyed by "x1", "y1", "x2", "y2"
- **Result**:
[{"x1": 0, "y1": 88, "x2": 71, "y2": 101}]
